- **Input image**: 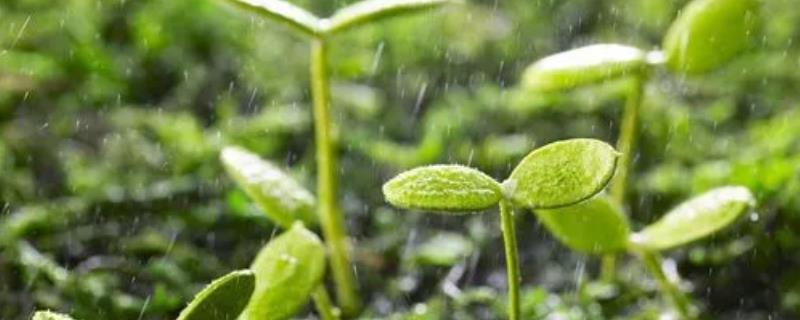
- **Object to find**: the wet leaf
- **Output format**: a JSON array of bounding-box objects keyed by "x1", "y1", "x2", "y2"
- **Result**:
[
  {"x1": 662, "y1": 0, "x2": 759, "y2": 74},
  {"x1": 632, "y1": 186, "x2": 755, "y2": 251},
  {"x1": 504, "y1": 139, "x2": 618, "y2": 209},
  {"x1": 383, "y1": 165, "x2": 502, "y2": 212},
  {"x1": 414, "y1": 232, "x2": 475, "y2": 266},
  {"x1": 221, "y1": 0, "x2": 321, "y2": 36},
  {"x1": 522, "y1": 44, "x2": 647, "y2": 92},
  {"x1": 535, "y1": 195, "x2": 630, "y2": 254},
  {"x1": 31, "y1": 311, "x2": 75, "y2": 320},
  {"x1": 242, "y1": 223, "x2": 326, "y2": 320},
  {"x1": 221, "y1": 146, "x2": 316, "y2": 228},
  {"x1": 176, "y1": 270, "x2": 255, "y2": 320},
  {"x1": 325, "y1": 0, "x2": 454, "y2": 34}
]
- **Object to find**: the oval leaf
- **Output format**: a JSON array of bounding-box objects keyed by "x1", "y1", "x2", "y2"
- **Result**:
[
  {"x1": 504, "y1": 139, "x2": 618, "y2": 209},
  {"x1": 32, "y1": 311, "x2": 75, "y2": 320},
  {"x1": 662, "y1": 0, "x2": 758, "y2": 74},
  {"x1": 221, "y1": 146, "x2": 316, "y2": 228},
  {"x1": 383, "y1": 165, "x2": 502, "y2": 212},
  {"x1": 222, "y1": 0, "x2": 321, "y2": 36},
  {"x1": 325, "y1": 0, "x2": 454, "y2": 34},
  {"x1": 522, "y1": 44, "x2": 647, "y2": 92},
  {"x1": 242, "y1": 223, "x2": 326, "y2": 320},
  {"x1": 177, "y1": 270, "x2": 256, "y2": 320},
  {"x1": 632, "y1": 186, "x2": 755, "y2": 251},
  {"x1": 535, "y1": 195, "x2": 630, "y2": 254}
]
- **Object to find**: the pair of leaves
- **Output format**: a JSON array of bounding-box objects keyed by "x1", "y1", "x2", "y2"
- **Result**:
[
  {"x1": 222, "y1": 0, "x2": 453, "y2": 37},
  {"x1": 536, "y1": 186, "x2": 754, "y2": 254},
  {"x1": 522, "y1": 0, "x2": 758, "y2": 91},
  {"x1": 176, "y1": 223, "x2": 325, "y2": 320},
  {"x1": 221, "y1": 146, "x2": 316, "y2": 228},
  {"x1": 383, "y1": 139, "x2": 619, "y2": 212}
]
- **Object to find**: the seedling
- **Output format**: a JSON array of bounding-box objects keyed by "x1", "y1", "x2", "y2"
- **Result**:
[
  {"x1": 220, "y1": 0, "x2": 457, "y2": 313},
  {"x1": 383, "y1": 138, "x2": 619, "y2": 320},
  {"x1": 221, "y1": 146, "x2": 338, "y2": 319},
  {"x1": 176, "y1": 270, "x2": 256, "y2": 320},
  {"x1": 535, "y1": 186, "x2": 755, "y2": 318},
  {"x1": 521, "y1": 0, "x2": 759, "y2": 281}
]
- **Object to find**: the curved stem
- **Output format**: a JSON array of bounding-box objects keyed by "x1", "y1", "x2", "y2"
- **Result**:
[
  {"x1": 310, "y1": 38, "x2": 360, "y2": 316},
  {"x1": 499, "y1": 199, "x2": 520, "y2": 320},
  {"x1": 636, "y1": 250, "x2": 694, "y2": 319},
  {"x1": 603, "y1": 75, "x2": 646, "y2": 281},
  {"x1": 312, "y1": 286, "x2": 341, "y2": 320}
]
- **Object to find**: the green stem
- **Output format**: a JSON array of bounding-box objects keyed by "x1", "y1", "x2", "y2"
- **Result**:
[
  {"x1": 310, "y1": 38, "x2": 360, "y2": 316},
  {"x1": 636, "y1": 250, "x2": 694, "y2": 319},
  {"x1": 499, "y1": 199, "x2": 520, "y2": 320},
  {"x1": 312, "y1": 286, "x2": 342, "y2": 320},
  {"x1": 602, "y1": 75, "x2": 646, "y2": 282}
]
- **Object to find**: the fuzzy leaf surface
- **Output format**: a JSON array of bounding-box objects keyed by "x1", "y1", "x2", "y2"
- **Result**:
[
  {"x1": 383, "y1": 165, "x2": 502, "y2": 212},
  {"x1": 504, "y1": 139, "x2": 618, "y2": 209}
]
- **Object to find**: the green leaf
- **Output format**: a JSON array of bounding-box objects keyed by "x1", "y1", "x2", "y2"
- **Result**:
[
  {"x1": 31, "y1": 311, "x2": 75, "y2": 320},
  {"x1": 242, "y1": 223, "x2": 326, "y2": 320},
  {"x1": 324, "y1": 0, "x2": 454, "y2": 34},
  {"x1": 632, "y1": 186, "x2": 755, "y2": 251},
  {"x1": 413, "y1": 232, "x2": 475, "y2": 266},
  {"x1": 535, "y1": 195, "x2": 630, "y2": 254},
  {"x1": 662, "y1": 0, "x2": 759, "y2": 74},
  {"x1": 221, "y1": 146, "x2": 316, "y2": 228},
  {"x1": 177, "y1": 270, "x2": 256, "y2": 320},
  {"x1": 383, "y1": 165, "x2": 502, "y2": 212},
  {"x1": 221, "y1": 0, "x2": 321, "y2": 36},
  {"x1": 521, "y1": 44, "x2": 648, "y2": 92},
  {"x1": 504, "y1": 139, "x2": 618, "y2": 209}
]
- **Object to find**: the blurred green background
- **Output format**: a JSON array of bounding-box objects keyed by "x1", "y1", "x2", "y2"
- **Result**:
[{"x1": 1, "y1": 0, "x2": 799, "y2": 319}]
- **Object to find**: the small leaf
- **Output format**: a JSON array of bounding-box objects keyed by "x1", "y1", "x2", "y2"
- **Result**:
[
  {"x1": 242, "y1": 223, "x2": 326, "y2": 320},
  {"x1": 325, "y1": 0, "x2": 454, "y2": 34},
  {"x1": 221, "y1": 146, "x2": 316, "y2": 228},
  {"x1": 31, "y1": 311, "x2": 75, "y2": 320},
  {"x1": 504, "y1": 139, "x2": 618, "y2": 209},
  {"x1": 221, "y1": 0, "x2": 321, "y2": 36},
  {"x1": 177, "y1": 270, "x2": 256, "y2": 320},
  {"x1": 521, "y1": 44, "x2": 647, "y2": 92},
  {"x1": 632, "y1": 186, "x2": 755, "y2": 251},
  {"x1": 383, "y1": 165, "x2": 502, "y2": 212},
  {"x1": 662, "y1": 0, "x2": 758, "y2": 74},
  {"x1": 413, "y1": 232, "x2": 475, "y2": 266},
  {"x1": 535, "y1": 195, "x2": 630, "y2": 254}
]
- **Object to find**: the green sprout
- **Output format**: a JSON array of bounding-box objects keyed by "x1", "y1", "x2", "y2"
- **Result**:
[
  {"x1": 521, "y1": 0, "x2": 759, "y2": 282},
  {"x1": 382, "y1": 139, "x2": 619, "y2": 320},
  {"x1": 219, "y1": 0, "x2": 457, "y2": 313},
  {"x1": 536, "y1": 186, "x2": 755, "y2": 318},
  {"x1": 221, "y1": 146, "x2": 338, "y2": 319}
]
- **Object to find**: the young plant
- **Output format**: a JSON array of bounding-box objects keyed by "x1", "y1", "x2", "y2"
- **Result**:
[
  {"x1": 221, "y1": 146, "x2": 338, "y2": 319},
  {"x1": 31, "y1": 311, "x2": 75, "y2": 320},
  {"x1": 535, "y1": 186, "x2": 755, "y2": 318},
  {"x1": 382, "y1": 139, "x2": 619, "y2": 320},
  {"x1": 521, "y1": 0, "x2": 758, "y2": 280},
  {"x1": 220, "y1": 0, "x2": 456, "y2": 313}
]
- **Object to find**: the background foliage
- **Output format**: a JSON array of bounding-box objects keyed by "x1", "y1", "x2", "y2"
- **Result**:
[{"x1": 1, "y1": 0, "x2": 799, "y2": 319}]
